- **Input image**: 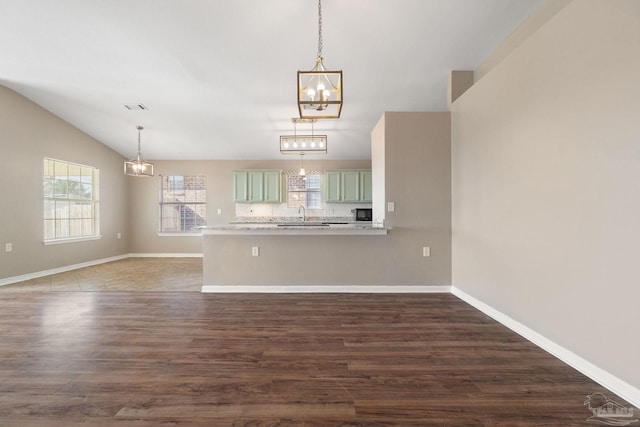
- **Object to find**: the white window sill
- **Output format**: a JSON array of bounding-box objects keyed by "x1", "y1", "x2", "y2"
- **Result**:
[
  {"x1": 43, "y1": 235, "x2": 102, "y2": 245},
  {"x1": 157, "y1": 232, "x2": 202, "y2": 237}
]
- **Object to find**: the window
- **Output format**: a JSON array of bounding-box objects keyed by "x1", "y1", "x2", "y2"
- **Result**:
[
  {"x1": 43, "y1": 158, "x2": 99, "y2": 243},
  {"x1": 287, "y1": 173, "x2": 321, "y2": 209},
  {"x1": 160, "y1": 175, "x2": 207, "y2": 233}
]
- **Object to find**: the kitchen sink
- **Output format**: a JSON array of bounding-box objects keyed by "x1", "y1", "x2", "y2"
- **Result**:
[
  {"x1": 276, "y1": 221, "x2": 349, "y2": 227},
  {"x1": 277, "y1": 223, "x2": 326, "y2": 227}
]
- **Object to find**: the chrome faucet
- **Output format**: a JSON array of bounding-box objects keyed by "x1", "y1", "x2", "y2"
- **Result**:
[{"x1": 298, "y1": 205, "x2": 306, "y2": 222}]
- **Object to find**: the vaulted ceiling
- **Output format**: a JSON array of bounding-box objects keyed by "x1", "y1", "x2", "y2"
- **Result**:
[{"x1": 0, "y1": 0, "x2": 542, "y2": 160}]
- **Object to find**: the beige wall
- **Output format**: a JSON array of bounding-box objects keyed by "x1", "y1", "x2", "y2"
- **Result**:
[
  {"x1": 381, "y1": 112, "x2": 452, "y2": 285},
  {"x1": 0, "y1": 86, "x2": 129, "y2": 280},
  {"x1": 452, "y1": 0, "x2": 640, "y2": 389}
]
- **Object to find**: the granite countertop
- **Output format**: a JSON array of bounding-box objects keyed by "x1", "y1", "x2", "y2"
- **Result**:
[{"x1": 201, "y1": 220, "x2": 386, "y2": 235}]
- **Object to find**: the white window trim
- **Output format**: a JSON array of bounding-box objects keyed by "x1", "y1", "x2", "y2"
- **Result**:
[
  {"x1": 43, "y1": 158, "x2": 100, "y2": 243},
  {"x1": 157, "y1": 232, "x2": 202, "y2": 237},
  {"x1": 43, "y1": 235, "x2": 102, "y2": 245}
]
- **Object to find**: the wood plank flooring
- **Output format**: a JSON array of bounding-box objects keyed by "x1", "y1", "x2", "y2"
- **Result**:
[{"x1": 0, "y1": 259, "x2": 635, "y2": 425}]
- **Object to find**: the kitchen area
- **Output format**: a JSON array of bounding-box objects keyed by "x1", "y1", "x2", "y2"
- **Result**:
[{"x1": 125, "y1": 112, "x2": 452, "y2": 291}]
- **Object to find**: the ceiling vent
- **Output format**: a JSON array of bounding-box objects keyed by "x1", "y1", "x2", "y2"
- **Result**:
[{"x1": 124, "y1": 103, "x2": 149, "y2": 111}]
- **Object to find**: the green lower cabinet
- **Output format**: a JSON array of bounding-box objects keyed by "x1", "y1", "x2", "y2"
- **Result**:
[
  {"x1": 323, "y1": 169, "x2": 372, "y2": 203},
  {"x1": 233, "y1": 170, "x2": 282, "y2": 203}
]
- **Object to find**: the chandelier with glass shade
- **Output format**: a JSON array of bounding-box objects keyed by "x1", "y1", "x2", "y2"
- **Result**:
[
  {"x1": 124, "y1": 126, "x2": 154, "y2": 177},
  {"x1": 297, "y1": 0, "x2": 342, "y2": 119}
]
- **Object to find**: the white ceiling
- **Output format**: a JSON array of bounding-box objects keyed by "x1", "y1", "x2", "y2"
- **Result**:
[{"x1": 0, "y1": 0, "x2": 542, "y2": 160}]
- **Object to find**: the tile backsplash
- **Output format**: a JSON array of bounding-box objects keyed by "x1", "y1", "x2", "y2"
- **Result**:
[{"x1": 235, "y1": 202, "x2": 371, "y2": 220}]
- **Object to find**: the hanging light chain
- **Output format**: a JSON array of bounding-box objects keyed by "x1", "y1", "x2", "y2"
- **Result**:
[
  {"x1": 316, "y1": 0, "x2": 323, "y2": 59},
  {"x1": 136, "y1": 125, "x2": 144, "y2": 159}
]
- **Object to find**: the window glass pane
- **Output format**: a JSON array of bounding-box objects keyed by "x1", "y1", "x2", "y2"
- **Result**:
[
  {"x1": 56, "y1": 219, "x2": 69, "y2": 238},
  {"x1": 308, "y1": 192, "x2": 322, "y2": 209},
  {"x1": 69, "y1": 219, "x2": 82, "y2": 237},
  {"x1": 80, "y1": 183, "x2": 92, "y2": 200},
  {"x1": 287, "y1": 174, "x2": 321, "y2": 209},
  {"x1": 44, "y1": 159, "x2": 55, "y2": 180},
  {"x1": 44, "y1": 220, "x2": 55, "y2": 240},
  {"x1": 53, "y1": 179, "x2": 68, "y2": 198},
  {"x1": 80, "y1": 166, "x2": 93, "y2": 183},
  {"x1": 68, "y1": 164, "x2": 81, "y2": 182},
  {"x1": 160, "y1": 176, "x2": 206, "y2": 233},
  {"x1": 54, "y1": 161, "x2": 68, "y2": 180},
  {"x1": 43, "y1": 158, "x2": 99, "y2": 241},
  {"x1": 306, "y1": 175, "x2": 321, "y2": 190}
]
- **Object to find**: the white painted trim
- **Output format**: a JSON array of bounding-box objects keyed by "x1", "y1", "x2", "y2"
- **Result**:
[
  {"x1": 43, "y1": 235, "x2": 102, "y2": 245},
  {"x1": 451, "y1": 286, "x2": 640, "y2": 409},
  {"x1": 202, "y1": 285, "x2": 451, "y2": 293},
  {"x1": 0, "y1": 254, "x2": 128, "y2": 286},
  {"x1": 128, "y1": 253, "x2": 203, "y2": 258}
]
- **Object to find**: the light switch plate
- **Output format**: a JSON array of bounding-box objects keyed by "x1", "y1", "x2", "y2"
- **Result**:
[{"x1": 388, "y1": 202, "x2": 395, "y2": 212}]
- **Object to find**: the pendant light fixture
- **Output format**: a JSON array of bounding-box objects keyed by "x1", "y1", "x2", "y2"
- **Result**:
[
  {"x1": 124, "y1": 126, "x2": 154, "y2": 177},
  {"x1": 280, "y1": 118, "x2": 327, "y2": 154},
  {"x1": 297, "y1": 0, "x2": 342, "y2": 119},
  {"x1": 298, "y1": 154, "x2": 306, "y2": 177}
]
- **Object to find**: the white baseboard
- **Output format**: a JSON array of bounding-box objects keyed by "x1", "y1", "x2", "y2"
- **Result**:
[
  {"x1": 202, "y1": 285, "x2": 452, "y2": 293},
  {"x1": 128, "y1": 253, "x2": 203, "y2": 258},
  {"x1": 0, "y1": 254, "x2": 129, "y2": 286},
  {"x1": 451, "y1": 286, "x2": 640, "y2": 409}
]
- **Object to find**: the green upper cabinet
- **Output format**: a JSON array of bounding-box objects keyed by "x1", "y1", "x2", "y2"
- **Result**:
[
  {"x1": 262, "y1": 170, "x2": 282, "y2": 203},
  {"x1": 324, "y1": 170, "x2": 342, "y2": 203},
  {"x1": 233, "y1": 170, "x2": 282, "y2": 203},
  {"x1": 360, "y1": 170, "x2": 373, "y2": 202},
  {"x1": 323, "y1": 169, "x2": 372, "y2": 203}
]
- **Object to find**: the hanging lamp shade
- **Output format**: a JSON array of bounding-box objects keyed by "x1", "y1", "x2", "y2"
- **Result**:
[
  {"x1": 298, "y1": 59, "x2": 342, "y2": 119},
  {"x1": 297, "y1": 0, "x2": 342, "y2": 119},
  {"x1": 124, "y1": 126, "x2": 154, "y2": 177}
]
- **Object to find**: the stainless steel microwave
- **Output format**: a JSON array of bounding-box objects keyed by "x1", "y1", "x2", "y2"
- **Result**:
[{"x1": 355, "y1": 208, "x2": 372, "y2": 221}]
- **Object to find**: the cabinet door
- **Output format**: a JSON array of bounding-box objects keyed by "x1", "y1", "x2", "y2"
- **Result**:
[
  {"x1": 233, "y1": 171, "x2": 248, "y2": 202},
  {"x1": 263, "y1": 170, "x2": 281, "y2": 203},
  {"x1": 248, "y1": 171, "x2": 264, "y2": 202},
  {"x1": 360, "y1": 170, "x2": 373, "y2": 202},
  {"x1": 341, "y1": 170, "x2": 361, "y2": 202},
  {"x1": 324, "y1": 170, "x2": 342, "y2": 202}
]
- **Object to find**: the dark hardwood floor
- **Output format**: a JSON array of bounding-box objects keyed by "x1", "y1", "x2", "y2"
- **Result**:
[{"x1": 0, "y1": 289, "x2": 631, "y2": 426}]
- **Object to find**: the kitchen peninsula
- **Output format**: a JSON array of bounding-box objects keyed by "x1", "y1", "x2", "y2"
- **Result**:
[{"x1": 201, "y1": 220, "x2": 388, "y2": 290}]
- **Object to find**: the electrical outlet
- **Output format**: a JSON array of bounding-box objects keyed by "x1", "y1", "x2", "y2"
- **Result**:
[
  {"x1": 388, "y1": 202, "x2": 395, "y2": 212},
  {"x1": 422, "y1": 246, "x2": 430, "y2": 257},
  {"x1": 5, "y1": 243, "x2": 13, "y2": 252},
  {"x1": 217, "y1": 208, "x2": 222, "y2": 215},
  {"x1": 252, "y1": 246, "x2": 259, "y2": 256},
  {"x1": 117, "y1": 232, "x2": 122, "y2": 239}
]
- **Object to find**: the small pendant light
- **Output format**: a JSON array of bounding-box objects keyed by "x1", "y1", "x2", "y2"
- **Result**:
[{"x1": 124, "y1": 126, "x2": 154, "y2": 177}]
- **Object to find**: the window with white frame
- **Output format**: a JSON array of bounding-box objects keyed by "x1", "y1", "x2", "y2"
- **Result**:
[
  {"x1": 43, "y1": 158, "x2": 100, "y2": 243},
  {"x1": 159, "y1": 175, "x2": 207, "y2": 233},
  {"x1": 287, "y1": 172, "x2": 321, "y2": 209}
]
